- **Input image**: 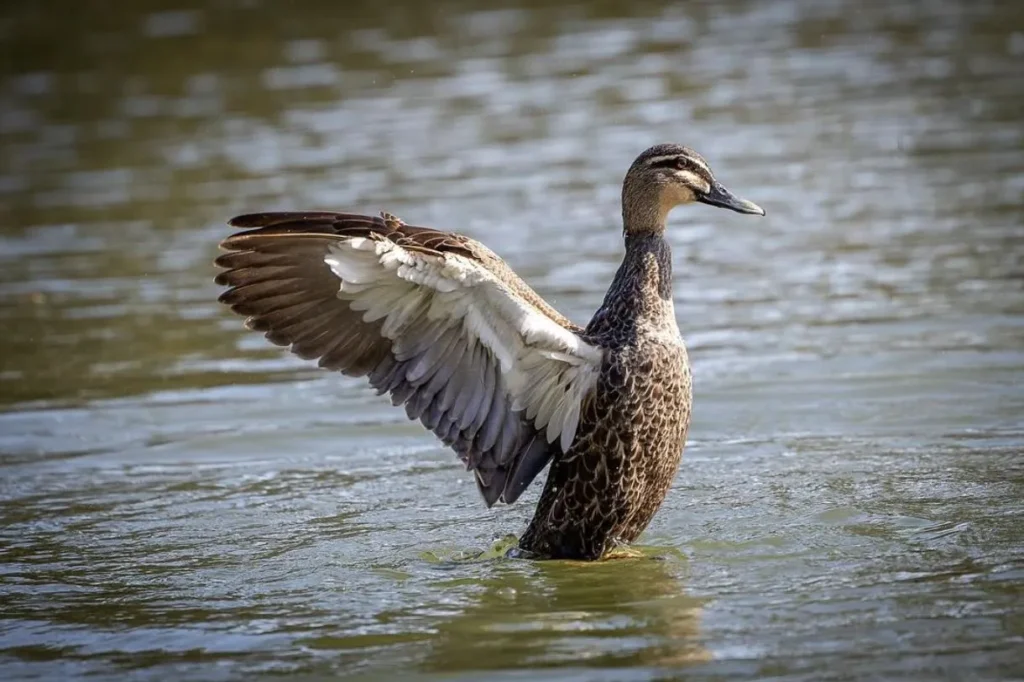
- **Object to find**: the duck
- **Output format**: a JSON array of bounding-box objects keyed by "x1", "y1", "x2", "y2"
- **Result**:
[{"x1": 214, "y1": 143, "x2": 764, "y2": 560}]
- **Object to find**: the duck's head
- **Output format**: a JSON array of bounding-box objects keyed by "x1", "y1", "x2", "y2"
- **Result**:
[{"x1": 622, "y1": 143, "x2": 764, "y2": 234}]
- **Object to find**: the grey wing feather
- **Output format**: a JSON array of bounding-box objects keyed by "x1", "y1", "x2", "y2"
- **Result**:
[{"x1": 215, "y1": 211, "x2": 592, "y2": 505}]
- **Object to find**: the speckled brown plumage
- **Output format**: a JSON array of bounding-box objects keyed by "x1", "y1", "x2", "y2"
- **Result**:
[
  {"x1": 214, "y1": 143, "x2": 763, "y2": 561},
  {"x1": 517, "y1": 234, "x2": 692, "y2": 560}
]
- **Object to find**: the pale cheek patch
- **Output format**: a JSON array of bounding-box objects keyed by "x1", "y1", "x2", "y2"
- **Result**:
[
  {"x1": 661, "y1": 183, "x2": 696, "y2": 209},
  {"x1": 672, "y1": 170, "x2": 710, "y2": 194}
]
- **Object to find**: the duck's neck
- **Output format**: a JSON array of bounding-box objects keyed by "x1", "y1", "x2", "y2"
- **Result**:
[{"x1": 587, "y1": 231, "x2": 678, "y2": 338}]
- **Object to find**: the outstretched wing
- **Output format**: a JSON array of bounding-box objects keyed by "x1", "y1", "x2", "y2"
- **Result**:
[{"x1": 214, "y1": 211, "x2": 603, "y2": 506}]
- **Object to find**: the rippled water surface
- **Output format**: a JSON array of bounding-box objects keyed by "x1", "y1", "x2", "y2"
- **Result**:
[{"x1": 2, "y1": 1, "x2": 1023, "y2": 679}]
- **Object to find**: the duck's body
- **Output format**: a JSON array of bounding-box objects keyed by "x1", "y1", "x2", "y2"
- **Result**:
[
  {"x1": 215, "y1": 144, "x2": 763, "y2": 560},
  {"x1": 519, "y1": 234, "x2": 691, "y2": 559}
]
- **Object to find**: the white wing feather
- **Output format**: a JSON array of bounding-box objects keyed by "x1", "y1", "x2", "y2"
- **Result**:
[{"x1": 324, "y1": 237, "x2": 602, "y2": 453}]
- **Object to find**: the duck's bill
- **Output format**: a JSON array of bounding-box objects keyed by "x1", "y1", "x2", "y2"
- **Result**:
[{"x1": 697, "y1": 182, "x2": 765, "y2": 216}]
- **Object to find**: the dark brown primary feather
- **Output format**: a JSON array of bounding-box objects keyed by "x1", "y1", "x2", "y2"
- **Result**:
[{"x1": 215, "y1": 211, "x2": 570, "y2": 506}]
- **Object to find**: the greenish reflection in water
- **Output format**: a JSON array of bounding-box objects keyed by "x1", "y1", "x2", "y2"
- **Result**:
[{"x1": 1, "y1": 0, "x2": 1023, "y2": 679}]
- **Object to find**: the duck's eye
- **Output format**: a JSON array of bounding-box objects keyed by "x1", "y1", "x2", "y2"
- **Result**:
[{"x1": 674, "y1": 159, "x2": 689, "y2": 171}]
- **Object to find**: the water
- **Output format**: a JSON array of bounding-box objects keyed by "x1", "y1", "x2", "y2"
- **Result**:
[{"x1": 1, "y1": 0, "x2": 1023, "y2": 679}]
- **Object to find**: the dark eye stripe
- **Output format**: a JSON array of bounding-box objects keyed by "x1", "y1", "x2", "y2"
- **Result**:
[{"x1": 650, "y1": 156, "x2": 712, "y2": 181}]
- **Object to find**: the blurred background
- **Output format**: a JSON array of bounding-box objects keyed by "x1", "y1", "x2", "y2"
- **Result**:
[{"x1": 1, "y1": 0, "x2": 1022, "y2": 679}]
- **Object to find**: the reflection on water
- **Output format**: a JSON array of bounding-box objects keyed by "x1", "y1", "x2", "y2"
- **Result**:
[
  {"x1": 1, "y1": 0, "x2": 1023, "y2": 679},
  {"x1": 297, "y1": 552, "x2": 707, "y2": 677},
  {"x1": 420, "y1": 554, "x2": 708, "y2": 673}
]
